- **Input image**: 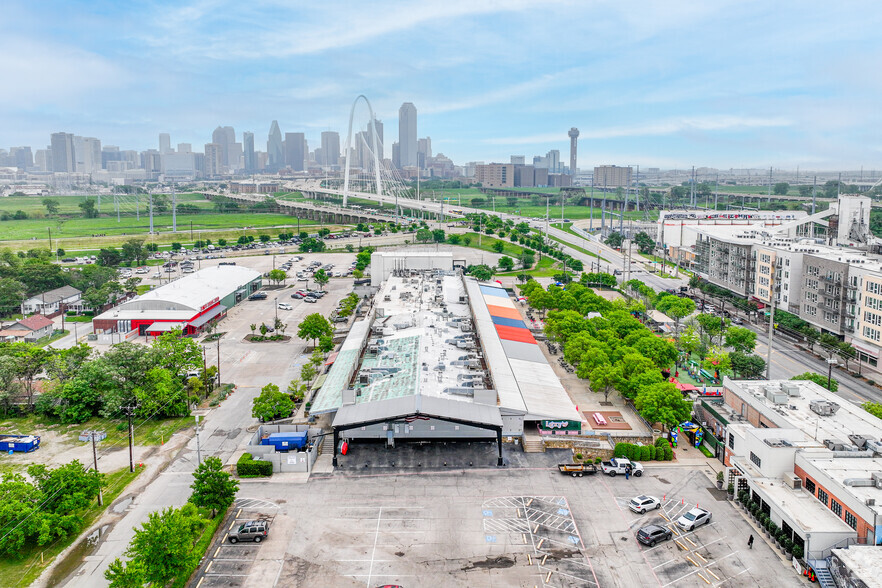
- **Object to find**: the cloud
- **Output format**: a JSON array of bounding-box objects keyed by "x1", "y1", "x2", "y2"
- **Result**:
[{"x1": 484, "y1": 116, "x2": 792, "y2": 145}]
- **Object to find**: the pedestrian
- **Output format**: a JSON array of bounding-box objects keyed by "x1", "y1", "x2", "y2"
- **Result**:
[
  {"x1": 748, "y1": 534, "x2": 754, "y2": 549},
  {"x1": 625, "y1": 465, "x2": 631, "y2": 480}
]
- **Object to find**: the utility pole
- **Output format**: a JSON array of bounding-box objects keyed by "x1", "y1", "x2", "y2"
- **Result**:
[
  {"x1": 172, "y1": 184, "x2": 177, "y2": 232},
  {"x1": 91, "y1": 432, "x2": 103, "y2": 506},
  {"x1": 765, "y1": 261, "x2": 778, "y2": 380},
  {"x1": 124, "y1": 405, "x2": 135, "y2": 473},
  {"x1": 149, "y1": 192, "x2": 154, "y2": 234},
  {"x1": 589, "y1": 176, "x2": 594, "y2": 231},
  {"x1": 194, "y1": 415, "x2": 202, "y2": 466}
]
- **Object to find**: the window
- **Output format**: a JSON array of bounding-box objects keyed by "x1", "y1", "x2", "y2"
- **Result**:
[
  {"x1": 818, "y1": 488, "x2": 829, "y2": 506},
  {"x1": 749, "y1": 452, "x2": 761, "y2": 467},
  {"x1": 831, "y1": 500, "x2": 842, "y2": 516},
  {"x1": 867, "y1": 282, "x2": 881, "y2": 295},
  {"x1": 728, "y1": 433, "x2": 735, "y2": 449},
  {"x1": 845, "y1": 512, "x2": 857, "y2": 529},
  {"x1": 805, "y1": 478, "x2": 816, "y2": 495}
]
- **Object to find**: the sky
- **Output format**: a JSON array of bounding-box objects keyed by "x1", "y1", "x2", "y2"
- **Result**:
[{"x1": 2, "y1": 0, "x2": 881, "y2": 170}]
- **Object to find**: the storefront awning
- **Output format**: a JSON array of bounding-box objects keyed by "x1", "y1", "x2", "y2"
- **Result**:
[
  {"x1": 188, "y1": 305, "x2": 227, "y2": 329},
  {"x1": 146, "y1": 322, "x2": 185, "y2": 333}
]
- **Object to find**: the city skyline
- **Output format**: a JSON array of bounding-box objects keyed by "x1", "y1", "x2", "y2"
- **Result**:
[{"x1": 1, "y1": 1, "x2": 880, "y2": 168}]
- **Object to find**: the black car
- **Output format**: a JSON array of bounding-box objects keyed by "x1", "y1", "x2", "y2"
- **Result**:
[
  {"x1": 248, "y1": 292, "x2": 268, "y2": 301},
  {"x1": 637, "y1": 524, "x2": 673, "y2": 547}
]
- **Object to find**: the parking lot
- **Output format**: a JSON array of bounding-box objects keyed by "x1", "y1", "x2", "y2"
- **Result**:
[{"x1": 212, "y1": 447, "x2": 804, "y2": 588}]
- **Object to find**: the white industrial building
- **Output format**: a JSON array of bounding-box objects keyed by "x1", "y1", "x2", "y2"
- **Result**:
[{"x1": 311, "y1": 269, "x2": 583, "y2": 466}]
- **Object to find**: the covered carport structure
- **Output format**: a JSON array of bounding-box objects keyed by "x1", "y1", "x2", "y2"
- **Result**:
[{"x1": 331, "y1": 395, "x2": 505, "y2": 467}]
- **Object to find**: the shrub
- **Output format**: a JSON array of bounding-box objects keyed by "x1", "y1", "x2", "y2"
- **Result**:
[
  {"x1": 648, "y1": 446, "x2": 657, "y2": 460},
  {"x1": 614, "y1": 443, "x2": 628, "y2": 458},
  {"x1": 792, "y1": 545, "x2": 803, "y2": 559},
  {"x1": 594, "y1": 457, "x2": 602, "y2": 464},
  {"x1": 664, "y1": 446, "x2": 673, "y2": 460},
  {"x1": 574, "y1": 453, "x2": 584, "y2": 461},
  {"x1": 236, "y1": 452, "x2": 273, "y2": 477},
  {"x1": 655, "y1": 437, "x2": 669, "y2": 449},
  {"x1": 640, "y1": 446, "x2": 651, "y2": 461}
]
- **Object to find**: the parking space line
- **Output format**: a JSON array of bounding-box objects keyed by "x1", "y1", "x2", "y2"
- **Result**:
[
  {"x1": 652, "y1": 558, "x2": 678, "y2": 569},
  {"x1": 598, "y1": 478, "x2": 663, "y2": 587},
  {"x1": 365, "y1": 506, "x2": 383, "y2": 588}
]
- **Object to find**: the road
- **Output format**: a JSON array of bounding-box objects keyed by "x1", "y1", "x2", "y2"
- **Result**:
[{"x1": 49, "y1": 254, "x2": 358, "y2": 588}]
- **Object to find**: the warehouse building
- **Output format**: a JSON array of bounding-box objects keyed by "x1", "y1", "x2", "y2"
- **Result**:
[
  {"x1": 93, "y1": 266, "x2": 261, "y2": 336},
  {"x1": 311, "y1": 269, "x2": 583, "y2": 465}
]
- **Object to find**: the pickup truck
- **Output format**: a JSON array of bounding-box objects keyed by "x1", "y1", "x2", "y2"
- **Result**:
[
  {"x1": 558, "y1": 463, "x2": 598, "y2": 477},
  {"x1": 600, "y1": 457, "x2": 644, "y2": 477}
]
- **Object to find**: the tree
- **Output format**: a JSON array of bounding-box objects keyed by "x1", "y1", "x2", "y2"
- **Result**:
[
  {"x1": 589, "y1": 364, "x2": 621, "y2": 403},
  {"x1": 633, "y1": 231, "x2": 655, "y2": 254},
  {"x1": 123, "y1": 277, "x2": 141, "y2": 293},
  {"x1": 725, "y1": 326, "x2": 757, "y2": 353},
  {"x1": 498, "y1": 256, "x2": 514, "y2": 271},
  {"x1": 0, "y1": 278, "x2": 26, "y2": 316},
  {"x1": 121, "y1": 239, "x2": 147, "y2": 265},
  {"x1": 467, "y1": 264, "x2": 493, "y2": 281},
  {"x1": 259, "y1": 234, "x2": 271, "y2": 243},
  {"x1": 313, "y1": 269, "x2": 329, "y2": 289},
  {"x1": 297, "y1": 313, "x2": 332, "y2": 348},
  {"x1": 170, "y1": 242, "x2": 182, "y2": 251},
  {"x1": 656, "y1": 296, "x2": 696, "y2": 336},
  {"x1": 730, "y1": 351, "x2": 766, "y2": 379},
  {"x1": 42, "y1": 198, "x2": 60, "y2": 216},
  {"x1": 79, "y1": 198, "x2": 99, "y2": 218},
  {"x1": 121, "y1": 504, "x2": 206, "y2": 586},
  {"x1": 791, "y1": 372, "x2": 838, "y2": 392},
  {"x1": 104, "y1": 558, "x2": 146, "y2": 588},
  {"x1": 520, "y1": 251, "x2": 535, "y2": 269},
  {"x1": 416, "y1": 228, "x2": 432, "y2": 243},
  {"x1": 299, "y1": 237, "x2": 326, "y2": 253},
  {"x1": 0, "y1": 473, "x2": 44, "y2": 556},
  {"x1": 432, "y1": 229, "x2": 446, "y2": 242},
  {"x1": 634, "y1": 382, "x2": 692, "y2": 430},
  {"x1": 151, "y1": 329, "x2": 202, "y2": 379},
  {"x1": 604, "y1": 232, "x2": 624, "y2": 249},
  {"x1": 773, "y1": 182, "x2": 790, "y2": 196},
  {"x1": 491, "y1": 241, "x2": 505, "y2": 253},
  {"x1": 97, "y1": 248, "x2": 123, "y2": 267},
  {"x1": 696, "y1": 312, "x2": 728, "y2": 346},
  {"x1": 252, "y1": 383, "x2": 295, "y2": 422},
  {"x1": 268, "y1": 269, "x2": 287, "y2": 285},
  {"x1": 134, "y1": 367, "x2": 188, "y2": 418},
  {"x1": 189, "y1": 456, "x2": 238, "y2": 517},
  {"x1": 634, "y1": 336, "x2": 678, "y2": 368},
  {"x1": 862, "y1": 402, "x2": 882, "y2": 420}
]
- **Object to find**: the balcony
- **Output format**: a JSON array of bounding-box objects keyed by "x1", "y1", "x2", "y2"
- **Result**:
[{"x1": 822, "y1": 276, "x2": 841, "y2": 285}]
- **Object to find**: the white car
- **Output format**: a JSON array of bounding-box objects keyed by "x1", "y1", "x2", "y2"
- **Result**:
[
  {"x1": 277, "y1": 302, "x2": 293, "y2": 310},
  {"x1": 135, "y1": 267, "x2": 149, "y2": 274},
  {"x1": 153, "y1": 272, "x2": 162, "y2": 278},
  {"x1": 628, "y1": 495, "x2": 661, "y2": 514},
  {"x1": 676, "y1": 507, "x2": 712, "y2": 531}
]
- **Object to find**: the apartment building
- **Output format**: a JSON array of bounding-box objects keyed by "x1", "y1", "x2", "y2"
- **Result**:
[
  {"x1": 475, "y1": 163, "x2": 514, "y2": 188},
  {"x1": 593, "y1": 165, "x2": 632, "y2": 188},
  {"x1": 694, "y1": 232, "x2": 754, "y2": 296}
]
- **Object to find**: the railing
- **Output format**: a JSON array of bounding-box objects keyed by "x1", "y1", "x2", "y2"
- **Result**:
[{"x1": 807, "y1": 536, "x2": 865, "y2": 561}]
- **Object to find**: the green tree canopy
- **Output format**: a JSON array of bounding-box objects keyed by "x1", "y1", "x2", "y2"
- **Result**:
[
  {"x1": 297, "y1": 313, "x2": 332, "y2": 347},
  {"x1": 725, "y1": 326, "x2": 757, "y2": 354},
  {"x1": 791, "y1": 372, "x2": 838, "y2": 392},
  {"x1": 634, "y1": 382, "x2": 691, "y2": 430},
  {"x1": 189, "y1": 456, "x2": 239, "y2": 517},
  {"x1": 252, "y1": 383, "x2": 294, "y2": 422},
  {"x1": 313, "y1": 269, "x2": 330, "y2": 288}
]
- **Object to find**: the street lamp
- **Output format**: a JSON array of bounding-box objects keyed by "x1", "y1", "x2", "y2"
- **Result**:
[{"x1": 827, "y1": 357, "x2": 838, "y2": 390}]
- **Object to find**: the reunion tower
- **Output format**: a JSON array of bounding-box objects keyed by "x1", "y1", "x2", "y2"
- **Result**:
[{"x1": 568, "y1": 127, "x2": 579, "y2": 175}]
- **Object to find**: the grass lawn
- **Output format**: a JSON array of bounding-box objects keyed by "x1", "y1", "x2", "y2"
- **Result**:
[
  {"x1": 0, "y1": 413, "x2": 193, "y2": 447},
  {"x1": 548, "y1": 223, "x2": 611, "y2": 263},
  {"x1": 36, "y1": 330, "x2": 69, "y2": 347},
  {"x1": 497, "y1": 256, "x2": 561, "y2": 278},
  {"x1": 458, "y1": 232, "x2": 528, "y2": 258},
  {"x1": 0, "y1": 193, "x2": 209, "y2": 216},
  {"x1": 0, "y1": 466, "x2": 143, "y2": 587},
  {"x1": 63, "y1": 315, "x2": 93, "y2": 323}
]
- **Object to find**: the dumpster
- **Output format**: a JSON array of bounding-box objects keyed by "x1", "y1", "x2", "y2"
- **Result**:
[
  {"x1": 0, "y1": 435, "x2": 41, "y2": 453},
  {"x1": 260, "y1": 431, "x2": 307, "y2": 452}
]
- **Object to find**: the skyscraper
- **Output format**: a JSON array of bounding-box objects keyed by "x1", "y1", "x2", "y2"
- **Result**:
[
  {"x1": 417, "y1": 137, "x2": 432, "y2": 169},
  {"x1": 568, "y1": 128, "x2": 579, "y2": 175},
  {"x1": 243, "y1": 132, "x2": 255, "y2": 172},
  {"x1": 267, "y1": 121, "x2": 283, "y2": 172},
  {"x1": 321, "y1": 131, "x2": 340, "y2": 167},
  {"x1": 398, "y1": 102, "x2": 417, "y2": 168},
  {"x1": 204, "y1": 143, "x2": 222, "y2": 177},
  {"x1": 284, "y1": 132, "x2": 305, "y2": 171},
  {"x1": 159, "y1": 133, "x2": 171, "y2": 154},
  {"x1": 211, "y1": 127, "x2": 228, "y2": 169},
  {"x1": 50, "y1": 133, "x2": 75, "y2": 173}
]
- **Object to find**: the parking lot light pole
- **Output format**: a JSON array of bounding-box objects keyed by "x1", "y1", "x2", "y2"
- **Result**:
[
  {"x1": 827, "y1": 357, "x2": 837, "y2": 390},
  {"x1": 275, "y1": 297, "x2": 279, "y2": 322}
]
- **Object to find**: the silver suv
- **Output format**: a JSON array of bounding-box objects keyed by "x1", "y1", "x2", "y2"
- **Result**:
[{"x1": 228, "y1": 520, "x2": 270, "y2": 543}]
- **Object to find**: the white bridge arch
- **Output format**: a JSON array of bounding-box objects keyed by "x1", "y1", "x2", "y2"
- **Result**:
[{"x1": 342, "y1": 94, "x2": 383, "y2": 206}]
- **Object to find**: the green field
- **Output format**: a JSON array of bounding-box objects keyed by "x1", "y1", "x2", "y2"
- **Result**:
[{"x1": 0, "y1": 413, "x2": 193, "y2": 447}]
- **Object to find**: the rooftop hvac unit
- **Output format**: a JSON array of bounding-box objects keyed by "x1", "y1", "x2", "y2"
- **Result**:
[
  {"x1": 848, "y1": 434, "x2": 871, "y2": 450},
  {"x1": 867, "y1": 498, "x2": 876, "y2": 506},
  {"x1": 823, "y1": 439, "x2": 849, "y2": 451},
  {"x1": 866, "y1": 440, "x2": 882, "y2": 455},
  {"x1": 873, "y1": 473, "x2": 882, "y2": 489},
  {"x1": 781, "y1": 382, "x2": 802, "y2": 396},
  {"x1": 810, "y1": 400, "x2": 841, "y2": 416},
  {"x1": 765, "y1": 388, "x2": 788, "y2": 404},
  {"x1": 783, "y1": 473, "x2": 802, "y2": 490}
]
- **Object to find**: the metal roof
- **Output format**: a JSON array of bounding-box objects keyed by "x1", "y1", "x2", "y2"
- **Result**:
[
  {"x1": 114, "y1": 266, "x2": 260, "y2": 312},
  {"x1": 333, "y1": 394, "x2": 502, "y2": 429}
]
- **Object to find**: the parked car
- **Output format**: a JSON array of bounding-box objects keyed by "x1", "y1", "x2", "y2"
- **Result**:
[
  {"x1": 291, "y1": 292, "x2": 304, "y2": 299},
  {"x1": 278, "y1": 302, "x2": 292, "y2": 310},
  {"x1": 248, "y1": 292, "x2": 268, "y2": 301},
  {"x1": 628, "y1": 495, "x2": 661, "y2": 514},
  {"x1": 636, "y1": 524, "x2": 672, "y2": 547},
  {"x1": 228, "y1": 520, "x2": 269, "y2": 544},
  {"x1": 676, "y1": 507, "x2": 712, "y2": 531},
  {"x1": 303, "y1": 296, "x2": 317, "y2": 303}
]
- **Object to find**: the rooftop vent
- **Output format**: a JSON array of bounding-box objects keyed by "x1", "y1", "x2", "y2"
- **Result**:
[
  {"x1": 810, "y1": 400, "x2": 840, "y2": 416},
  {"x1": 781, "y1": 382, "x2": 801, "y2": 397},
  {"x1": 823, "y1": 439, "x2": 849, "y2": 451},
  {"x1": 765, "y1": 438, "x2": 793, "y2": 448},
  {"x1": 848, "y1": 434, "x2": 872, "y2": 450}
]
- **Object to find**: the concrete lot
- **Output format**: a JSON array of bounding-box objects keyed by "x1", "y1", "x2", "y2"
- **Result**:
[{"x1": 192, "y1": 447, "x2": 805, "y2": 588}]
